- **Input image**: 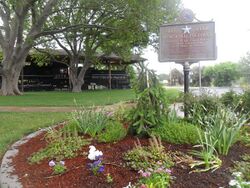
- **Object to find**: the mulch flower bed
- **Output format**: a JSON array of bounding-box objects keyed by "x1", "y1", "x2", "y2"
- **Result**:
[{"x1": 11, "y1": 125, "x2": 250, "y2": 188}]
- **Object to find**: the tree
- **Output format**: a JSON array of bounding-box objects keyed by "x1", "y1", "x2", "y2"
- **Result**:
[
  {"x1": 0, "y1": 0, "x2": 62, "y2": 95},
  {"x1": 38, "y1": 0, "x2": 180, "y2": 92},
  {"x1": 0, "y1": 0, "x2": 104, "y2": 95},
  {"x1": 190, "y1": 66, "x2": 201, "y2": 87},
  {"x1": 168, "y1": 68, "x2": 183, "y2": 86},
  {"x1": 158, "y1": 73, "x2": 169, "y2": 82},
  {"x1": 239, "y1": 52, "x2": 250, "y2": 85},
  {"x1": 190, "y1": 65, "x2": 212, "y2": 87},
  {"x1": 209, "y1": 62, "x2": 239, "y2": 87}
]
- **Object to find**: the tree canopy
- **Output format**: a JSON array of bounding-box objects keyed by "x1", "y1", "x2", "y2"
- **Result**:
[
  {"x1": 0, "y1": 0, "x2": 180, "y2": 95},
  {"x1": 36, "y1": 0, "x2": 180, "y2": 92},
  {"x1": 203, "y1": 62, "x2": 239, "y2": 87}
]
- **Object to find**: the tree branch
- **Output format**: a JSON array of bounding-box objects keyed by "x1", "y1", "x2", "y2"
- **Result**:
[
  {"x1": 33, "y1": 47, "x2": 69, "y2": 66},
  {"x1": 36, "y1": 24, "x2": 115, "y2": 38},
  {"x1": 51, "y1": 34, "x2": 72, "y2": 59}
]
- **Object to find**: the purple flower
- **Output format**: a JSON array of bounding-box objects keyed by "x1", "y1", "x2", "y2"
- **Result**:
[
  {"x1": 141, "y1": 172, "x2": 151, "y2": 177},
  {"x1": 98, "y1": 165, "x2": 105, "y2": 173},
  {"x1": 93, "y1": 160, "x2": 102, "y2": 167},
  {"x1": 49, "y1": 160, "x2": 56, "y2": 167},
  {"x1": 59, "y1": 161, "x2": 65, "y2": 166},
  {"x1": 138, "y1": 170, "x2": 144, "y2": 174},
  {"x1": 165, "y1": 169, "x2": 171, "y2": 174},
  {"x1": 156, "y1": 167, "x2": 164, "y2": 173}
]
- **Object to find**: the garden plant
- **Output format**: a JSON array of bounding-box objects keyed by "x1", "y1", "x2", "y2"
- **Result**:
[{"x1": 2, "y1": 70, "x2": 250, "y2": 188}]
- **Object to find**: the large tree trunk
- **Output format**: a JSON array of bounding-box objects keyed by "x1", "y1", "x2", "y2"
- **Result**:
[
  {"x1": 69, "y1": 58, "x2": 92, "y2": 93},
  {"x1": 0, "y1": 63, "x2": 23, "y2": 96}
]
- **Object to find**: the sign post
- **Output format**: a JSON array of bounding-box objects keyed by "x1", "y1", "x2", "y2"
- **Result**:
[{"x1": 159, "y1": 14, "x2": 217, "y2": 117}]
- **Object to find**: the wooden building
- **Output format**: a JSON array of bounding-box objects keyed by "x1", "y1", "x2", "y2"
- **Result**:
[{"x1": 7, "y1": 50, "x2": 146, "y2": 91}]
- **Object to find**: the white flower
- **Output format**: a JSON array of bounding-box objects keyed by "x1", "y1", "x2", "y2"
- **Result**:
[
  {"x1": 89, "y1": 145, "x2": 96, "y2": 152},
  {"x1": 232, "y1": 172, "x2": 242, "y2": 177},
  {"x1": 123, "y1": 182, "x2": 132, "y2": 188},
  {"x1": 49, "y1": 160, "x2": 56, "y2": 167},
  {"x1": 88, "y1": 152, "x2": 96, "y2": 160},
  {"x1": 59, "y1": 161, "x2": 65, "y2": 166},
  {"x1": 95, "y1": 150, "x2": 103, "y2": 157},
  {"x1": 229, "y1": 179, "x2": 238, "y2": 186},
  {"x1": 88, "y1": 145, "x2": 103, "y2": 160}
]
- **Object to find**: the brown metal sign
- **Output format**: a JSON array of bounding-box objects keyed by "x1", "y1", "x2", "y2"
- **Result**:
[{"x1": 159, "y1": 21, "x2": 217, "y2": 62}]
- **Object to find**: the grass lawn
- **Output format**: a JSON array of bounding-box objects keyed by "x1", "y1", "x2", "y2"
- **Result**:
[
  {"x1": 164, "y1": 88, "x2": 181, "y2": 103},
  {"x1": 0, "y1": 89, "x2": 135, "y2": 107},
  {"x1": 0, "y1": 112, "x2": 68, "y2": 157},
  {"x1": 0, "y1": 88, "x2": 180, "y2": 158},
  {"x1": 0, "y1": 88, "x2": 180, "y2": 107}
]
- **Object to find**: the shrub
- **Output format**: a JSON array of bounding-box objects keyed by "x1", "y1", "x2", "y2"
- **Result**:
[
  {"x1": 123, "y1": 136, "x2": 173, "y2": 171},
  {"x1": 71, "y1": 107, "x2": 109, "y2": 137},
  {"x1": 184, "y1": 92, "x2": 219, "y2": 125},
  {"x1": 220, "y1": 91, "x2": 241, "y2": 109},
  {"x1": 128, "y1": 64, "x2": 169, "y2": 136},
  {"x1": 138, "y1": 169, "x2": 171, "y2": 188},
  {"x1": 151, "y1": 121, "x2": 200, "y2": 145},
  {"x1": 200, "y1": 106, "x2": 248, "y2": 155},
  {"x1": 239, "y1": 126, "x2": 250, "y2": 146},
  {"x1": 241, "y1": 90, "x2": 250, "y2": 114},
  {"x1": 231, "y1": 154, "x2": 250, "y2": 181},
  {"x1": 190, "y1": 130, "x2": 222, "y2": 172},
  {"x1": 29, "y1": 127, "x2": 89, "y2": 164},
  {"x1": 98, "y1": 120, "x2": 127, "y2": 143}
]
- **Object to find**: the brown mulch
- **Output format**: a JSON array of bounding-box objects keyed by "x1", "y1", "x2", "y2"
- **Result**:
[{"x1": 11, "y1": 125, "x2": 250, "y2": 188}]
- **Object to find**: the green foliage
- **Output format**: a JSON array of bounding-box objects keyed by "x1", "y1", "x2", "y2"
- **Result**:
[
  {"x1": 138, "y1": 171, "x2": 171, "y2": 188},
  {"x1": 128, "y1": 65, "x2": 169, "y2": 136},
  {"x1": 158, "y1": 73, "x2": 169, "y2": 82},
  {"x1": 200, "y1": 106, "x2": 248, "y2": 155},
  {"x1": 123, "y1": 136, "x2": 173, "y2": 171},
  {"x1": 220, "y1": 91, "x2": 241, "y2": 109},
  {"x1": 29, "y1": 127, "x2": 89, "y2": 164},
  {"x1": 220, "y1": 90, "x2": 250, "y2": 115},
  {"x1": 0, "y1": 90, "x2": 135, "y2": 107},
  {"x1": 0, "y1": 112, "x2": 67, "y2": 157},
  {"x1": 239, "y1": 52, "x2": 250, "y2": 85},
  {"x1": 30, "y1": 51, "x2": 51, "y2": 66},
  {"x1": 229, "y1": 172, "x2": 250, "y2": 188},
  {"x1": 52, "y1": 162, "x2": 67, "y2": 175},
  {"x1": 71, "y1": 106, "x2": 109, "y2": 137},
  {"x1": 105, "y1": 173, "x2": 114, "y2": 184},
  {"x1": 190, "y1": 130, "x2": 222, "y2": 172},
  {"x1": 231, "y1": 154, "x2": 250, "y2": 181},
  {"x1": 190, "y1": 66, "x2": 208, "y2": 87},
  {"x1": 151, "y1": 121, "x2": 200, "y2": 145},
  {"x1": 97, "y1": 120, "x2": 127, "y2": 143},
  {"x1": 240, "y1": 90, "x2": 250, "y2": 114},
  {"x1": 41, "y1": 0, "x2": 180, "y2": 92},
  {"x1": 203, "y1": 62, "x2": 240, "y2": 86},
  {"x1": 168, "y1": 68, "x2": 183, "y2": 86},
  {"x1": 239, "y1": 126, "x2": 250, "y2": 146},
  {"x1": 184, "y1": 92, "x2": 219, "y2": 125}
]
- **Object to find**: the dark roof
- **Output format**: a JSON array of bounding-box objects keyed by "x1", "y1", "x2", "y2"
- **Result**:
[{"x1": 30, "y1": 49, "x2": 146, "y2": 64}]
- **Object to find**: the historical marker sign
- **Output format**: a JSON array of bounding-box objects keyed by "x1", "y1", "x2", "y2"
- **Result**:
[{"x1": 159, "y1": 21, "x2": 217, "y2": 62}]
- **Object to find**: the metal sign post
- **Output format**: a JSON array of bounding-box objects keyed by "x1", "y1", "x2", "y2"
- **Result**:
[
  {"x1": 159, "y1": 9, "x2": 217, "y2": 117},
  {"x1": 183, "y1": 62, "x2": 190, "y2": 93}
]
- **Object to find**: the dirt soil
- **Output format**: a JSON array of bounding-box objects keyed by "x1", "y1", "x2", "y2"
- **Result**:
[{"x1": 11, "y1": 125, "x2": 250, "y2": 188}]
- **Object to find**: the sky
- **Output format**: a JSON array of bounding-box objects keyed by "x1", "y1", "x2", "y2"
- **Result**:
[{"x1": 143, "y1": 0, "x2": 250, "y2": 74}]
